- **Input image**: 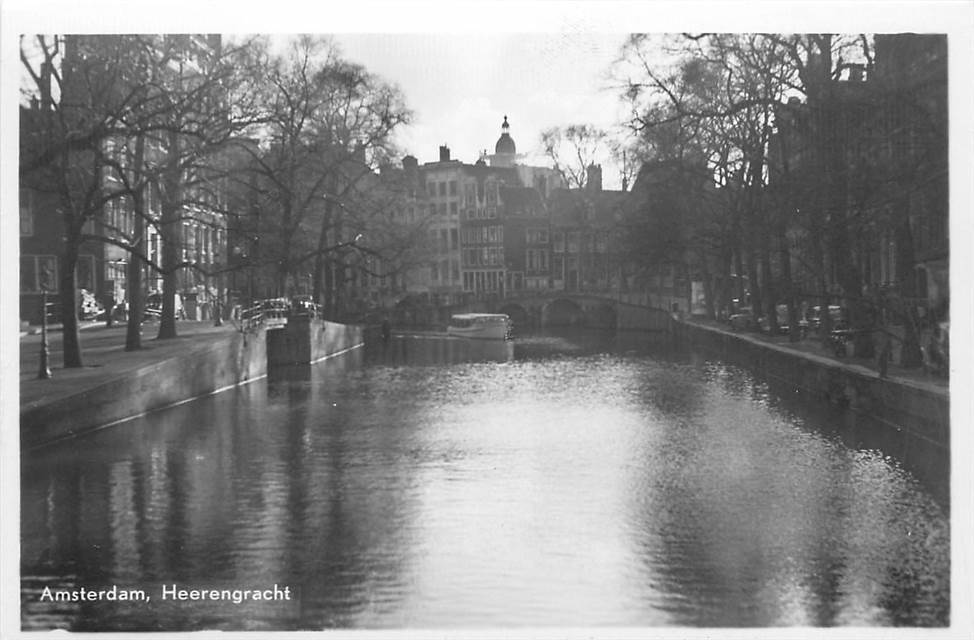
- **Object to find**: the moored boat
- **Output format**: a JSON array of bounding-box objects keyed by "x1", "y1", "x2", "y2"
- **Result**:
[{"x1": 447, "y1": 313, "x2": 512, "y2": 340}]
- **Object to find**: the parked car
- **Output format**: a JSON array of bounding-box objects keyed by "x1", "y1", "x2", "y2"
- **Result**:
[
  {"x1": 759, "y1": 304, "x2": 810, "y2": 336},
  {"x1": 144, "y1": 293, "x2": 162, "y2": 321},
  {"x1": 807, "y1": 305, "x2": 847, "y2": 332},
  {"x1": 290, "y1": 295, "x2": 317, "y2": 316},
  {"x1": 729, "y1": 306, "x2": 759, "y2": 331},
  {"x1": 143, "y1": 293, "x2": 184, "y2": 321}
]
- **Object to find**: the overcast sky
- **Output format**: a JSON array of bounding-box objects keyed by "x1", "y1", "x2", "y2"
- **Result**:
[{"x1": 331, "y1": 33, "x2": 633, "y2": 188}]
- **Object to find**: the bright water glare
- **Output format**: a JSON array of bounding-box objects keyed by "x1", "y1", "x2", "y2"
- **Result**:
[{"x1": 21, "y1": 330, "x2": 949, "y2": 630}]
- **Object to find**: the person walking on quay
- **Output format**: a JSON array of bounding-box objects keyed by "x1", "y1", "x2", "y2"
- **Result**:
[{"x1": 104, "y1": 293, "x2": 116, "y2": 328}]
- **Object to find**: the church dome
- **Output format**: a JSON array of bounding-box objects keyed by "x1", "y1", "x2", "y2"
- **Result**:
[{"x1": 494, "y1": 115, "x2": 516, "y2": 155}]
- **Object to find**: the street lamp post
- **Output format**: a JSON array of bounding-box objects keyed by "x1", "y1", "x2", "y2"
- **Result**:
[
  {"x1": 214, "y1": 248, "x2": 223, "y2": 327},
  {"x1": 38, "y1": 288, "x2": 51, "y2": 379}
]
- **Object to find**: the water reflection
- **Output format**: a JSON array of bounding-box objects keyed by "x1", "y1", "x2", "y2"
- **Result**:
[{"x1": 21, "y1": 330, "x2": 949, "y2": 630}]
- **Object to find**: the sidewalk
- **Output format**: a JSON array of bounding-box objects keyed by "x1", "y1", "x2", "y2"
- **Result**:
[
  {"x1": 686, "y1": 318, "x2": 948, "y2": 397},
  {"x1": 20, "y1": 320, "x2": 238, "y2": 413}
]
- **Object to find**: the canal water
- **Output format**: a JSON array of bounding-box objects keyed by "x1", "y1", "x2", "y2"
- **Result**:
[{"x1": 20, "y1": 330, "x2": 950, "y2": 630}]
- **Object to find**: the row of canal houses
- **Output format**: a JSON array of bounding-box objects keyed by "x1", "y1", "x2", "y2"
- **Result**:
[{"x1": 385, "y1": 116, "x2": 645, "y2": 310}]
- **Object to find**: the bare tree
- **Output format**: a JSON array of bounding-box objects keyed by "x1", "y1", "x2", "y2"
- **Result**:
[
  {"x1": 21, "y1": 35, "x2": 160, "y2": 365},
  {"x1": 235, "y1": 36, "x2": 411, "y2": 316},
  {"x1": 540, "y1": 124, "x2": 608, "y2": 189}
]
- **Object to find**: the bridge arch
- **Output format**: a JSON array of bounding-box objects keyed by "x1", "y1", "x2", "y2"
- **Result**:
[
  {"x1": 544, "y1": 298, "x2": 585, "y2": 327},
  {"x1": 498, "y1": 303, "x2": 530, "y2": 328},
  {"x1": 587, "y1": 302, "x2": 617, "y2": 329}
]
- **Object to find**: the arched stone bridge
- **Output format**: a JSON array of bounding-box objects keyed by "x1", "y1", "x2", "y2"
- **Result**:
[{"x1": 472, "y1": 293, "x2": 675, "y2": 332}]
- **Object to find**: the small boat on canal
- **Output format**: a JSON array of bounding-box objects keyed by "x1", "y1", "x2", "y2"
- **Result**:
[{"x1": 447, "y1": 313, "x2": 512, "y2": 340}]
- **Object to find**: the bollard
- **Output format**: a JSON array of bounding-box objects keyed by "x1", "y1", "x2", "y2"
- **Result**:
[{"x1": 38, "y1": 290, "x2": 51, "y2": 379}]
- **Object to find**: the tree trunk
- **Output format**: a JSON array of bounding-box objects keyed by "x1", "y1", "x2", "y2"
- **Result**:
[
  {"x1": 699, "y1": 250, "x2": 716, "y2": 320},
  {"x1": 125, "y1": 241, "x2": 144, "y2": 351},
  {"x1": 733, "y1": 250, "x2": 746, "y2": 305},
  {"x1": 58, "y1": 241, "x2": 83, "y2": 368},
  {"x1": 745, "y1": 248, "x2": 762, "y2": 319},
  {"x1": 761, "y1": 241, "x2": 777, "y2": 334},
  {"x1": 896, "y1": 215, "x2": 924, "y2": 367},
  {"x1": 126, "y1": 134, "x2": 147, "y2": 351},
  {"x1": 779, "y1": 226, "x2": 800, "y2": 342},
  {"x1": 809, "y1": 228, "x2": 833, "y2": 345},
  {"x1": 157, "y1": 130, "x2": 182, "y2": 340},
  {"x1": 313, "y1": 195, "x2": 335, "y2": 311}
]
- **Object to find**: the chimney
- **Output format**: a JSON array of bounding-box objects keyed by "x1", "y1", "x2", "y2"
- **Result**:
[
  {"x1": 586, "y1": 163, "x2": 603, "y2": 192},
  {"x1": 439, "y1": 145, "x2": 451, "y2": 162},
  {"x1": 402, "y1": 155, "x2": 419, "y2": 191},
  {"x1": 402, "y1": 154, "x2": 418, "y2": 173}
]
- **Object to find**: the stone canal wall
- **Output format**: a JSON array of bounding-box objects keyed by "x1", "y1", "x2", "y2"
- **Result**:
[
  {"x1": 678, "y1": 321, "x2": 950, "y2": 449},
  {"x1": 22, "y1": 320, "x2": 364, "y2": 449},
  {"x1": 266, "y1": 318, "x2": 364, "y2": 367}
]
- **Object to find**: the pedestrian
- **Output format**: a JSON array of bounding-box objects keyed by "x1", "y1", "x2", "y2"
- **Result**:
[
  {"x1": 879, "y1": 333, "x2": 892, "y2": 379},
  {"x1": 105, "y1": 293, "x2": 115, "y2": 328}
]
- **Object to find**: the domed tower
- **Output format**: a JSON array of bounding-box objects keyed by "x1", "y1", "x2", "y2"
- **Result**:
[{"x1": 491, "y1": 115, "x2": 517, "y2": 167}]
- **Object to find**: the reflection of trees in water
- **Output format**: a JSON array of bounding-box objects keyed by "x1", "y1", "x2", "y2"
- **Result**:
[
  {"x1": 701, "y1": 361, "x2": 949, "y2": 507},
  {"x1": 624, "y1": 364, "x2": 947, "y2": 626}
]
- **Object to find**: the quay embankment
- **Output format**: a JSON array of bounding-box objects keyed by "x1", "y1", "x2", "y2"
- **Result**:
[
  {"x1": 20, "y1": 319, "x2": 363, "y2": 449},
  {"x1": 267, "y1": 317, "x2": 363, "y2": 367},
  {"x1": 677, "y1": 319, "x2": 949, "y2": 449}
]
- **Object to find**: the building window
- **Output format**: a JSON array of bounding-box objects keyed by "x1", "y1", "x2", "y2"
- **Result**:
[
  {"x1": 20, "y1": 189, "x2": 34, "y2": 236},
  {"x1": 449, "y1": 181, "x2": 457, "y2": 196},
  {"x1": 21, "y1": 255, "x2": 58, "y2": 292},
  {"x1": 427, "y1": 182, "x2": 436, "y2": 197},
  {"x1": 105, "y1": 260, "x2": 126, "y2": 291},
  {"x1": 76, "y1": 255, "x2": 95, "y2": 291},
  {"x1": 438, "y1": 182, "x2": 446, "y2": 197},
  {"x1": 553, "y1": 232, "x2": 565, "y2": 252},
  {"x1": 450, "y1": 202, "x2": 458, "y2": 216},
  {"x1": 567, "y1": 232, "x2": 580, "y2": 253},
  {"x1": 450, "y1": 228, "x2": 458, "y2": 249}
]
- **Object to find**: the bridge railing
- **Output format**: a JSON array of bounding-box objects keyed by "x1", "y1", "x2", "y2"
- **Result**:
[
  {"x1": 236, "y1": 303, "x2": 265, "y2": 332},
  {"x1": 233, "y1": 298, "x2": 331, "y2": 333}
]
